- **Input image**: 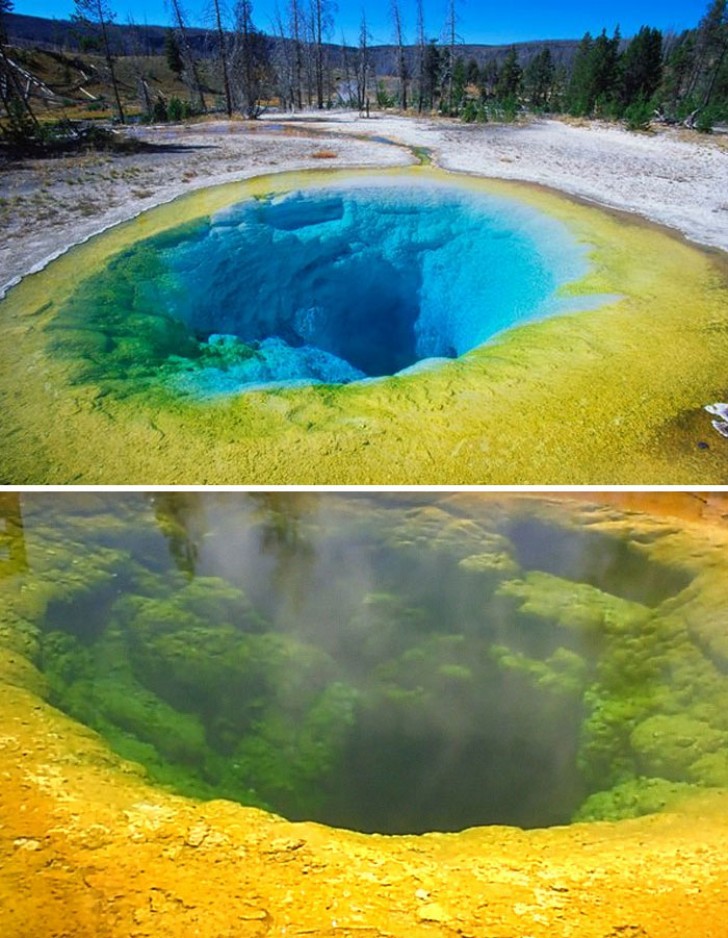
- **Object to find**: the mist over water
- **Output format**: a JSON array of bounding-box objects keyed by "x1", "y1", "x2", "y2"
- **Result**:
[
  {"x1": 49, "y1": 180, "x2": 605, "y2": 395},
  {"x1": 4, "y1": 493, "x2": 722, "y2": 835}
]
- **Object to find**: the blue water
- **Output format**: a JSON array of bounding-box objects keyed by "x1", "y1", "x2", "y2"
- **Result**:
[{"x1": 135, "y1": 179, "x2": 603, "y2": 394}]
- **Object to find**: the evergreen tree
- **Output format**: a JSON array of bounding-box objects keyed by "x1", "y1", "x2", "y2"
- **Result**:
[
  {"x1": 590, "y1": 27, "x2": 621, "y2": 115},
  {"x1": 478, "y1": 57, "x2": 499, "y2": 101},
  {"x1": 421, "y1": 39, "x2": 440, "y2": 111},
  {"x1": 692, "y1": 0, "x2": 728, "y2": 116},
  {"x1": 465, "y1": 57, "x2": 479, "y2": 86},
  {"x1": 659, "y1": 0, "x2": 727, "y2": 125},
  {"x1": 524, "y1": 47, "x2": 554, "y2": 109},
  {"x1": 164, "y1": 29, "x2": 184, "y2": 77},
  {"x1": 567, "y1": 28, "x2": 620, "y2": 116},
  {"x1": 495, "y1": 47, "x2": 522, "y2": 103},
  {"x1": 619, "y1": 26, "x2": 663, "y2": 110},
  {"x1": 661, "y1": 32, "x2": 696, "y2": 115},
  {"x1": 687, "y1": 0, "x2": 727, "y2": 106},
  {"x1": 0, "y1": 0, "x2": 12, "y2": 43},
  {"x1": 567, "y1": 32, "x2": 594, "y2": 115},
  {"x1": 449, "y1": 55, "x2": 466, "y2": 112}
]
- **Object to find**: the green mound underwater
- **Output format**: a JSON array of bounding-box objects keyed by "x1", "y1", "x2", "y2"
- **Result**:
[{"x1": 3, "y1": 491, "x2": 728, "y2": 833}]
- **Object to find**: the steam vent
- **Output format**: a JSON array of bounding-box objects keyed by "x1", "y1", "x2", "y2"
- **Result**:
[{"x1": 2, "y1": 490, "x2": 728, "y2": 937}]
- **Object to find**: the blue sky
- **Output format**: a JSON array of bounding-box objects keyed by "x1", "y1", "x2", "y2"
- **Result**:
[{"x1": 11, "y1": 0, "x2": 709, "y2": 45}]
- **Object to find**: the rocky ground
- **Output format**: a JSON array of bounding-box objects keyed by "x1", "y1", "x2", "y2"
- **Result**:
[{"x1": 0, "y1": 111, "x2": 726, "y2": 297}]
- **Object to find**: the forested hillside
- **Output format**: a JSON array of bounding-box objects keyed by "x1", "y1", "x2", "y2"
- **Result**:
[{"x1": 1, "y1": 0, "x2": 726, "y2": 146}]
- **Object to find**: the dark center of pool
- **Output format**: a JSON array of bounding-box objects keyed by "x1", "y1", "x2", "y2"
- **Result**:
[{"x1": 48, "y1": 181, "x2": 601, "y2": 394}]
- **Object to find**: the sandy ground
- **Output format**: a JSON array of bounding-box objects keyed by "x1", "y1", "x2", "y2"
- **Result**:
[{"x1": 0, "y1": 112, "x2": 726, "y2": 297}]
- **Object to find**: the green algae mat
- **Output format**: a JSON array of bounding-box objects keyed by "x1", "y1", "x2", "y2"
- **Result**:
[
  {"x1": 1, "y1": 167, "x2": 728, "y2": 483},
  {"x1": 3, "y1": 491, "x2": 728, "y2": 833}
]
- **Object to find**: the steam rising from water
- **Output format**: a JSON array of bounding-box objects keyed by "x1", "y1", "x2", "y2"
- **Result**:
[{"x1": 5, "y1": 493, "x2": 721, "y2": 835}]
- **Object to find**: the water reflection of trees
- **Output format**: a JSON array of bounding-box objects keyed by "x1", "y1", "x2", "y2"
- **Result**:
[
  {"x1": 151, "y1": 492, "x2": 320, "y2": 601},
  {"x1": 249, "y1": 494, "x2": 319, "y2": 609},
  {"x1": 0, "y1": 493, "x2": 27, "y2": 578},
  {"x1": 151, "y1": 493, "x2": 206, "y2": 579}
]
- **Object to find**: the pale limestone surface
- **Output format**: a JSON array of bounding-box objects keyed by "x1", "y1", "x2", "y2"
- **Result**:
[{"x1": 1, "y1": 112, "x2": 726, "y2": 299}]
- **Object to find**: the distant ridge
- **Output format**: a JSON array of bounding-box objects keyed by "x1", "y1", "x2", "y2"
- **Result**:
[{"x1": 4, "y1": 11, "x2": 581, "y2": 71}]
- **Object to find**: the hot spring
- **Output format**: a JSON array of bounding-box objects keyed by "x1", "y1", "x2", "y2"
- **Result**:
[
  {"x1": 2, "y1": 491, "x2": 727, "y2": 837},
  {"x1": 47, "y1": 177, "x2": 603, "y2": 395},
  {"x1": 2, "y1": 168, "x2": 728, "y2": 484}
]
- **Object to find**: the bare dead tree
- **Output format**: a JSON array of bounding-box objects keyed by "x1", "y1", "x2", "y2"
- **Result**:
[
  {"x1": 126, "y1": 14, "x2": 155, "y2": 117},
  {"x1": 355, "y1": 8, "x2": 371, "y2": 113},
  {"x1": 339, "y1": 29, "x2": 352, "y2": 105},
  {"x1": 391, "y1": 0, "x2": 408, "y2": 110},
  {"x1": 415, "y1": 0, "x2": 426, "y2": 112},
  {"x1": 231, "y1": 0, "x2": 272, "y2": 118},
  {"x1": 272, "y1": 4, "x2": 295, "y2": 110},
  {"x1": 308, "y1": 0, "x2": 334, "y2": 109},
  {"x1": 211, "y1": 0, "x2": 233, "y2": 116},
  {"x1": 288, "y1": 0, "x2": 304, "y2": 107},
  {"x1": 167, "y1": 0, "x2": 207, "y2": 112},
  {"x1": 443, "y1": 0, "x2": 457, "y2": 110},
  {"x1": 73, "y1": 0, "x2": 125, "y2": 122}
]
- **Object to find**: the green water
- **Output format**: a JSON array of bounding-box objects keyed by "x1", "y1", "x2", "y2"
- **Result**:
[{"x1": 1, "y1": 492, "x2": 724, "y2": 834}]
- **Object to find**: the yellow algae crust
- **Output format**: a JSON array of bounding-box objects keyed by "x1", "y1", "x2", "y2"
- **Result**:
[
  {"x1": 1, "y1": 166, "x2": 727, "y2": 484},
  {"x1": 4, "y1": 494, "x2": 728, "y2": 938}
]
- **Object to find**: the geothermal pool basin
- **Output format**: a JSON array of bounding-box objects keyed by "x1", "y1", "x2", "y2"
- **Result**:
[
  {"x1": 2, "y1": 492, "x2": 728, "y2": 936},
  {"x1": 1, "y1": 167, "x2": 728, "y2": 483},
  {"x1": 45, "y1": 177, "x2": 600, "y2": 394}
]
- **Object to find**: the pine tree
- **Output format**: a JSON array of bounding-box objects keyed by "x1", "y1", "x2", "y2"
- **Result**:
[
  {"x1": 659, "y1": 0, "x2": 727, "y2": 125},
  {"x1": 620, "y1": 26, "x2": 663, "y2": 110},
  {"x1": 524, "y1": 47, "x2": 554, "y2": 109},
  {"x1": 450, "y1": 55, "x2": 466, "y2": 112},
  {"x1": 567, "y1": 28, "x2": 620, "y2": 116},
  {"x1": 567, "y1": 32, "x2": 594, "y2": 115},
  {"x1": 164, "y1": 29, "x2": 183, "y2": 77},
  {"x1": 495, "y1": 47, "x2": 522, "y2": 104},
  {"x1": 692, "y1": 0, "x2": 728, "y2": 115},
  {"x1": 590, "y1": 28, "x2": 621, "y2": 115}
]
